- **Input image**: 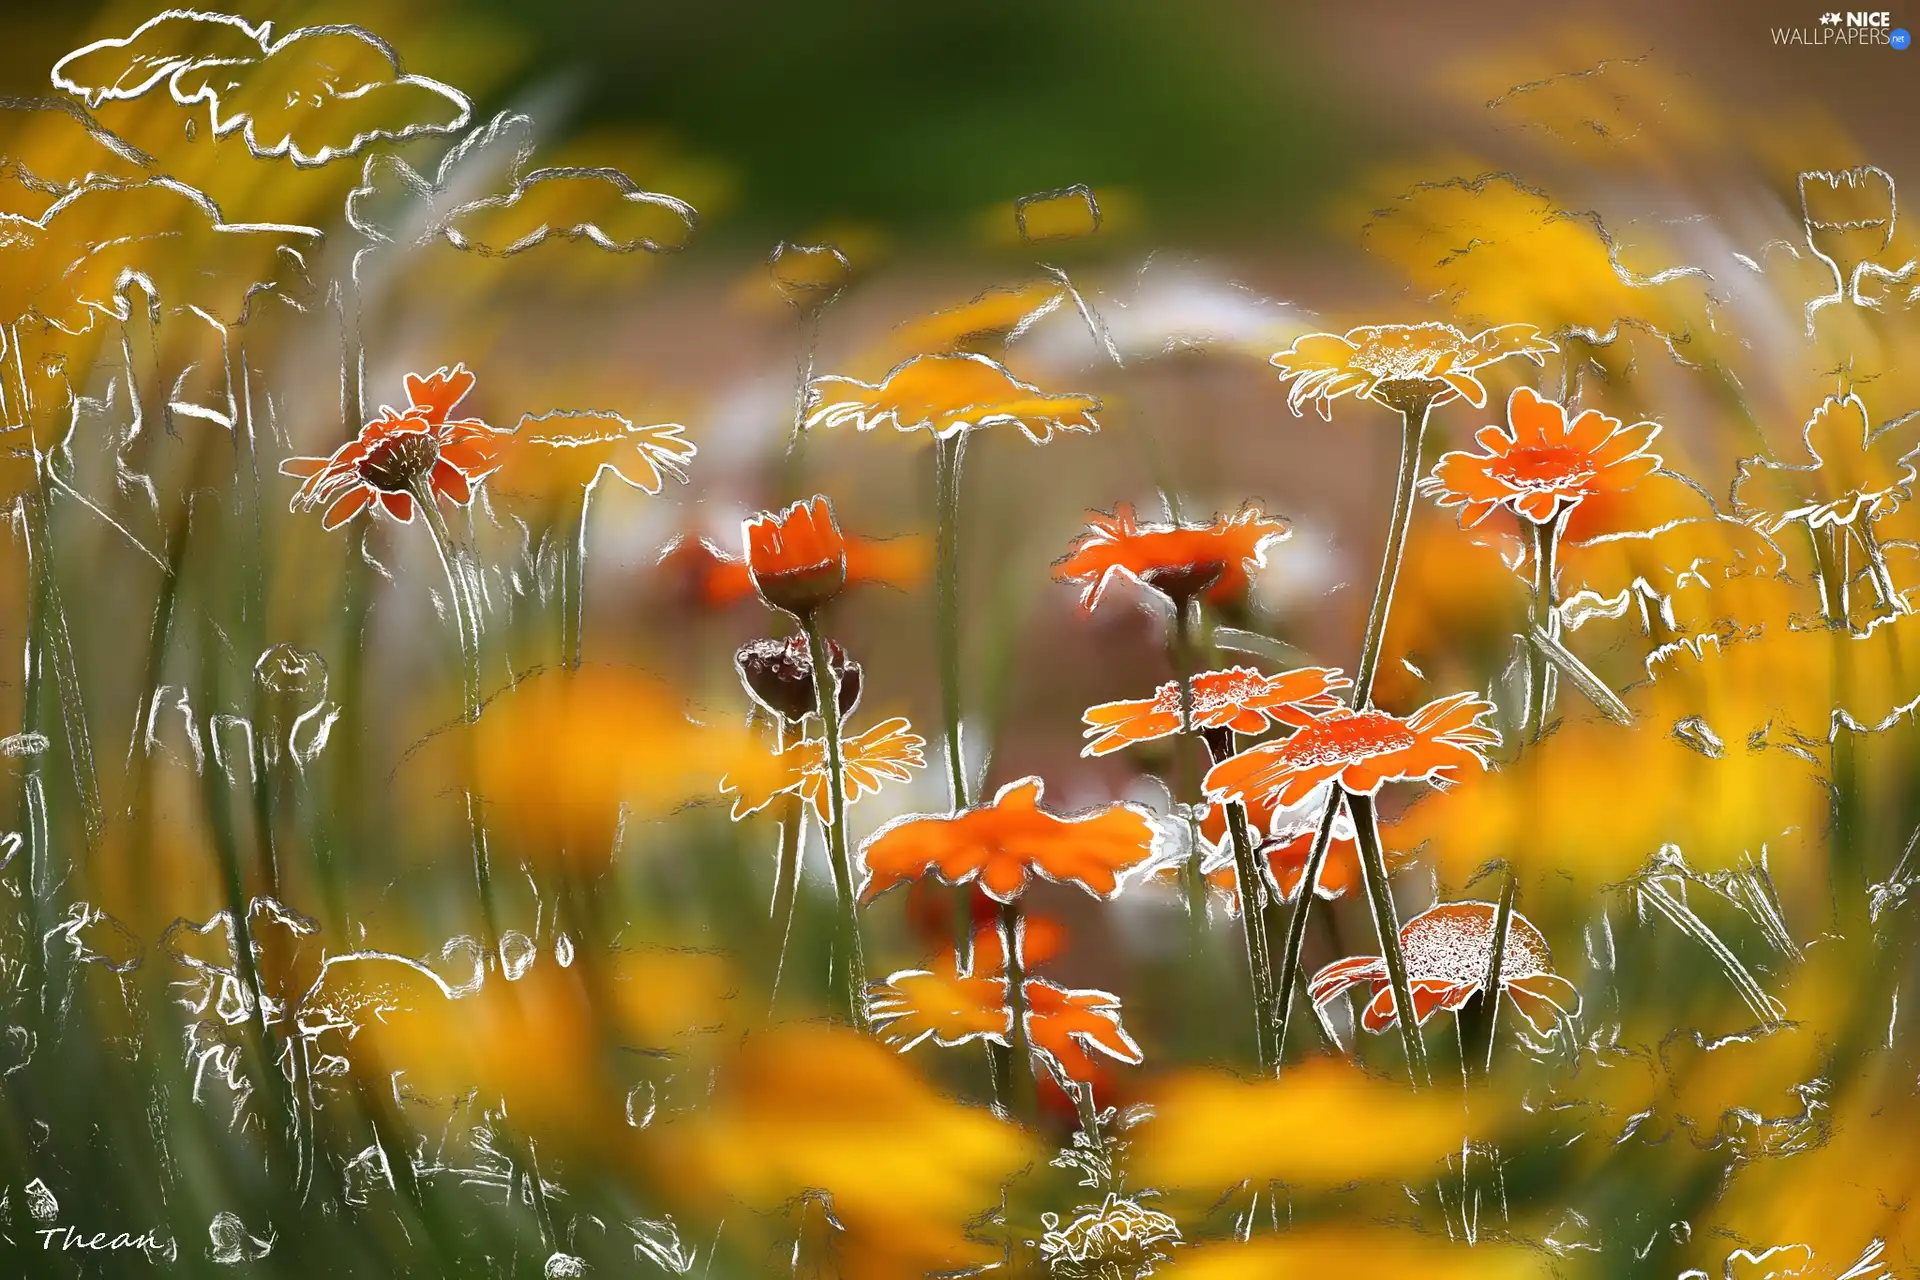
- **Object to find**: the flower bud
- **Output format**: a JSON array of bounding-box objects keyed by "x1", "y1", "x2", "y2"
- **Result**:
[{"x1": 735, "y1": 635, "x2": 862, "y2": 724}]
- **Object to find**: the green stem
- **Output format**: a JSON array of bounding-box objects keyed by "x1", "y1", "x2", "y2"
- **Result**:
[
  {"x1": 562, "y1": 494, "x2": 589, "y2": 670},
  {"x1": 1525, "y1": 511, "x2": 1564, "y2": 743},
  {"x1": 1225, "y1": 793, "x2": 1276, "y2": 1073},
  {"x1": 1172, "y1": 601, "x2": 1208, "y2": 932},
  {"x1": 766, "y1": 718, "x2": 805, "y2": 1020},
  {"x1": 1809, "y1": 520, "x2": 1847, "y2": 627},
  {"x1": 412, "y1": 481, "x2": 482, "y2": 721},
  {"x1": 1352, "y1": 396, "x2": 1434, "y2": 708},
  {"x1": 803, "y1": 614, "x2": 866, "y2": 1027},
  {"x1": 1460, "y1": 873, "x2": 1517, "y2": 1077},
  {"x1": 998, "y1": 898, "x2": 1036, "y2": 1121},
  {"x1": 1271, "y1": 790, "x2": 1341, "y2": 1063},
  {"x1": 934, "y1": 430, "x2": 970, "y2": 810},
  {"x1": 1348, "y1": 790, "x2": 1429, "y2": 1085}
]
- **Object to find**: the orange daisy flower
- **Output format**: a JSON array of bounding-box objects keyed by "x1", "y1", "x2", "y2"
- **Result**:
[
  {"x1": 1271, "y1": 323, "x2": 1556, "y2": 420},
  {"x1": 280, "y1": 364, "x2": 505, "y2": 529},
  {"x1": 867, "y1": 963, "x2": 1142, "y2": 1082},
  {"x1": 721, "y1": 717, "x2": 927, "y2": 823},
  {"x1": 744, "y1": 495, "x2": 846, "y2": 618},
  {"x1": 859, "y1": 776, "x2": 1162, "y2": 903},
  {"x1": 1081, "y1": 665, "x2": 1349, "y2": 756},
  {"x1": 806, "y1": 352, "x2": 1100, "y2": 443},
  {"x1": 1203, "y1": 692, "x2": 1500, "y2": 809},
  {"x1": 1054, "y1": 503, "x2": 1291, "y2": 612},
  {"x1": 1308, "y1": 901, "x2": 1580, "y2": 1036},
  {"x1": 659, "y1": 530, "x2": 930, "y2": 610},
  {"x1": 1424, "y1": 387, "x2": 1663, "y2": 527},
  {"x1": 1198, "y1": 786, "x2": 1380, "y2": 906}
]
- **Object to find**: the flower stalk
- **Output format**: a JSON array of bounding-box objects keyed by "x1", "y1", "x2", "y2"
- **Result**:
[
  {"x1": 802, "y1": 614, "x2": 867, "y2": 1027},
  {"x1": 1347, "y1": 790, "x2": 1430, "y2": 1085},
  {"x1": 1272, "y1": 391, "x2": 1432, "y2": 1077}
]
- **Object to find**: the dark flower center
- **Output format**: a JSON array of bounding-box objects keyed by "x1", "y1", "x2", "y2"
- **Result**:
[{"x1": 358, "y1": 430, "x2": 440, "y2": 494}]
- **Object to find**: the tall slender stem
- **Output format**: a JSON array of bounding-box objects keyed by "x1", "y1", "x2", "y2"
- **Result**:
[
  {"x1": 934, "y1": 431, "x2": 971, "y2": 810},
  {"x1": 412, "y1": 483, "x2": 482, "y2": 722},
  {"x1": 1525, "y1": 511, "x2": 1564, "y2": 743},
  {"x1": 1172, "y1": 603, "x2": 1210, "y2": 931},
  {"x1": 998, "y1": 898, "x2": 1036, "y2": 1121},
  {"x1": 802, "y1": 615, "x2": 865, "y2": 1027},
  {"x1": 766, "y1": 717, "x2": 806, "y2": 1019},
  {"x1": 1348, "y1": 790, "x2": 1429, "y2": 1085},
  {"x1": 1272, "y1": 791, "x2": 1340, "y2": 1062},
  {"x1": 1224, "y1": 791, "x2": 1275, "y2": 1072},
  {"x1": 1271, "y1": 393, "x2": 1432, "y2": 1076},
  {"x1": 1462, "y1": 874, "x2": 1517, "y2": 1077},
  {"x1": 1352, "y1": 397, "x2": 1433, "y2": 708},
  {"x1": 561, "y1": 494, "x2": 590, "y2": 670}
]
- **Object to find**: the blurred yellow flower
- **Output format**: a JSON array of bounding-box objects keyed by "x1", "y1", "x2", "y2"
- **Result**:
[
  {"x1": 1734, "y1": 389, "x2": 1920, "y2": 531},
  {"x1": 435, "y1": 667, "x2": 758, "y2": 869},
  {"x1": 650, "y1": 1025, "x2": 1032, "y2": 1280},
  {"x1": 492, "y1": 410, "x2": 695, "y2": 504},
  {"x1": 807, "y1": 352, "x2": 1100, "y2": 442},
  {"x1": 1160, "y1": 1227, "x2": 1553, "y2": 1279},
  {"x1": 1133, "y1": 1056, "x2": 1481, "y2": 1189},
  {"x1": 887, "y1": 282, "x2": 1067, "y2": 357}
]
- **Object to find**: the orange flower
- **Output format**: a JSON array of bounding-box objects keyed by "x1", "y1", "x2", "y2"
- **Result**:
[
  {"x1": 280, "y1": 364, "x2": 505, "y2": 529},
  {"x1": 660, "y1": 530, "x2": 930, "y2": 609},
  {"x1": 1199, "y1": 786, "x2": 1379, "y2": 906},
  {"x1": 859, "y1": 776, "x2": 1162, "y2": 903},
  {"x1": 1204, "y1": 693, "x2": 1500, "y2": 808},
  {"x1": 1054, "y1": 503, "x2": 1291, "y2": 611},
  {"x1": 1308, "y1": 901, "x2": 1580, "y2": 1035},
  {"x1": 1424, "y1": 387, "x2": 1663, "y2": 527},
  {"x1": 721, "y1": 717, "x2": 927, "y2": 822},
  {"x1": 867, "y1": 962, "x2": 1142, "y2": 1083},
  {"x1": 1081, "y1": 665, "x2": 1348, "y2": 756},
  {"x1": 807, "y1": 352, "x2": 1099, "y2": 442},
  {"x1": 744, "y1": 495, "x2": 847, "y2": 617},
  {"x1": 1271, "y1": 323, "x2": 1556, "y2": 420}
]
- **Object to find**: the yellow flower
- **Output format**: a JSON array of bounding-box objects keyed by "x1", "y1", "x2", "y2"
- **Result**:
[
  {"x1": 1133, "y1": 1057, "x2": 1482, "y2": 1189},
  {"x1": 493, "y1": 410, "x2": 695, "y2": 503},
  {"x1": 887, "y1": 282, "x2": 1067, "y2": 357},
  {"x1": 807, "y1": 352, "x2": 1099, "y2": 442},
  {"x1": 1734, "y1": 388, "x2": 1920, "y2": 530},
  {"x1": 1159, "y1": 1227, "x2": 1553, "y2": 1279},
  {"x1": 649, "y1": 1025, "x2": 1032, "y2": 1280},
  {"x1": 1271, "y1": 321, "x2": 1556, "y2": 419},
  {"x1": 719, "y1": 716, "x2": 927, "y2": 822}
]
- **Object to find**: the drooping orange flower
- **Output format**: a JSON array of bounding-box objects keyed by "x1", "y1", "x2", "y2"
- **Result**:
[
  {"x1": 744, "y1": 495, "x2": 847, "y2": 617},
  {"x1": 1199, "y1": 785, "x2": 1380, "y2": 906},
  {"x1": 1271, "y1": 323, "x2": 1556, "y2": 420},
  {"x1": 1309, "y1": 901, "x2": 1580, "y2": 1035},
  {"x1": 280, "y1": 364, "x2": 505, "y2": 529},
  {"x1": 867, "y1": 962, "x2": 1143, "y2": 1082},
  {"x1": 660, "y1": 530, "x2": 930, "y2": 609},
  {"x1": 1054, "y1": 503, "x2": 1291, "y2": 612},
  {"x1": 1081, "y1": 665, "x2": 1349, "y2": 756},
  {"x1": 859, "y1": 776, "x2": 1162, "y2": 903},
  {"x1": 721, "y1": 717, "x2": 927, "y2": 822},
  {"x1": 806, "y1": 352, "x2": 1099, "y2": 443},
  {"x1": 1424, "y1": 387, "x2": 1663, "y2": 527},
  {"x1": 1204, "y1": 693, "x2": 1500, "y2": 808}
]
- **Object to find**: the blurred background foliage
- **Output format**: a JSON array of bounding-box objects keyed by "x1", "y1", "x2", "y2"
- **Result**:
[{"x1": 4, "y1": 0, "x2": 1920, "y2": 1277}]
